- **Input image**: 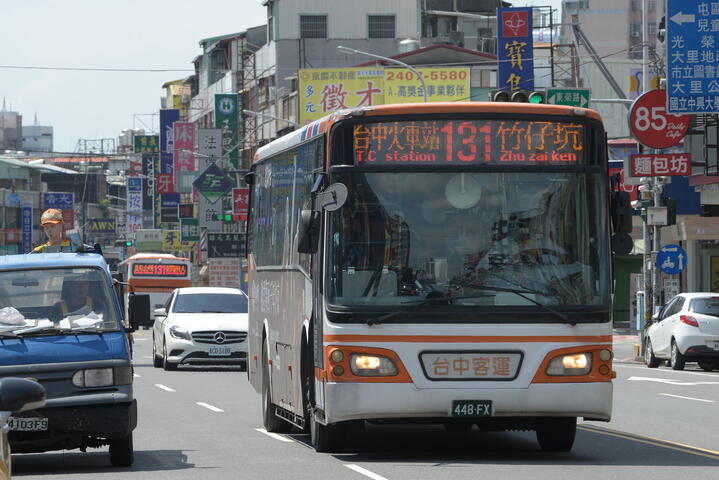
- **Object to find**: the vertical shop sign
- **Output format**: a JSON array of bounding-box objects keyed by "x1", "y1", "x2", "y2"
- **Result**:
[
  {"x1": 160, "y1": 109, "x2": 180, "y2": 174},
  {"x1": 173, "y1": 122, "x2": 196, "y2": 174},
  {"x1": 22, "y1": 206, "x2": 32, "y2": 253},
  {"x1": 497, "y1": 7, "x2": 534, "y2": 92},
  {"x1": 215, "y1": 94, "x2": 239, "y2": 170}
]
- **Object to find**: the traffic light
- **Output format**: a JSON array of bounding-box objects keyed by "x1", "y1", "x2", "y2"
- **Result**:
[
  {"x1": 115, "y1": 239, "x2": 133, "y2": 247},
  {"x1": 490, "y1": 89, "x2": 546, "y2": 103},
  {"x1": 125, "y1": 240, "x2": 133, "y2": 247},
  {"x1": 663, "y1": 197, "x2": 676, "y2": 226},
  {"x1": 215, "y1": 213, "x2": 240, "y2": 222}
]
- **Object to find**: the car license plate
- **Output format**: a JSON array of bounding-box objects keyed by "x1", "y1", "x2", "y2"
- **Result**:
[
  {"x1": 452, "y1": 400, "x2": 492, "y2": 417},
  {"x1": 208, "y1": 346, "x2": 231, "y2": 356},
  {"x1": 712, "y1": 341, "x2": 719, "y2": 351},
  {"x1": 7, "y1": 417, "x2": 48, "y2": 431}
]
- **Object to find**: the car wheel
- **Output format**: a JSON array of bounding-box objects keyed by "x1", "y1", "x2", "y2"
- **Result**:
[
  {"x1": 670, "y1": 340, "x2": 686, "y2": 370},
  {"x1": 109, "y1": 433, "x2": 134, "y2": 467},
  {"x1": 262, "y1": 343, "x2": 291, "y2": 433},
  {"x1": 310, "y1": 412, "x2": 347, "y2": 453},
  {"x1": 162, "y1": 338, "x2": 177, "y2": 371},
  {"x1": 536, "y1": 417, "x2": 577, "y2": 452},
  {"x1": 152, "y1": 334, "x2": 162, "y2": 368},
  {"x1": 645, "y1": 338, "x2": 660, "y2": 368},
  {"x1": 698, "y1": 360, "x2": 716, "y2": 372}
]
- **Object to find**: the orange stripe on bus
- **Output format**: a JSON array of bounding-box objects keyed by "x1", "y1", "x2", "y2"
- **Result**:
[{"x1": 323, "y1": 335, "x2": 612, "y2": 344}]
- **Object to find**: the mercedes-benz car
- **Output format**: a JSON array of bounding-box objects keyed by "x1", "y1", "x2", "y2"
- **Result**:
[{"x1": 152, "y1": 287, "x2": 248, "y2": 370}]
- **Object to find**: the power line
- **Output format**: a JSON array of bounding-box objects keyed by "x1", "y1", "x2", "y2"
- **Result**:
[{"x1": 0, "y1": 64, "x2": 193, "y2": 73}]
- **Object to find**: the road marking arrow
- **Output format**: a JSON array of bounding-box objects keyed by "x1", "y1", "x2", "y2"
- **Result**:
[
  {"x1": 628, "y1": 375, "x2": 719, "y2": 386},
  {"x1": 670, "y1": 12, "x2": 696, "y2": 25}
]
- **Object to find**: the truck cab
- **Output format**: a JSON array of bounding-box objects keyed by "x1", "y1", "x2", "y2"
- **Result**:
[{"x1": 0, "y1": 252, "x2": 149, "y2": 467}]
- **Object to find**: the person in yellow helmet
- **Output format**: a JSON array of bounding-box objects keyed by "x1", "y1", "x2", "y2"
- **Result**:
[{"x1": 31, "y1": 209, "x2": 69, "y2": 253}]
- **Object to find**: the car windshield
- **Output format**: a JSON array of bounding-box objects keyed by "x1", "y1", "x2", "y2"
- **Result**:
[
  {"x1": 689, "y1": 297, "x2": 719, "y2": 316},
  {"x1": 0, "y1": 267, "x2": 120, "y2": 333},
  {"x1": 172, "y1": 293, "x2": 248, "y2": 313},
  {"x1": 327, "y1": 171, "x2": 609, "y2": 310}
]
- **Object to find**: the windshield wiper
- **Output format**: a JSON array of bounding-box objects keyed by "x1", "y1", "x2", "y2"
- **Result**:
[
  {"x1": 14, "y1": 325, "x2": 104, "y2": 336},
  {"x1": 464, "y1": 284, "x2": 574, "y2": 325},
  {"x1": 367, "y1": 293, "x2": 494, "y2": 326},
  {"x1": 0, "y1": 330, "x2": 22, "y2": 340}
]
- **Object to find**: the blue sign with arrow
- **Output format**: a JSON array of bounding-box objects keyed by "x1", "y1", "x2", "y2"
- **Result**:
[
  {"x1": 666, "y1": 0, "x2": 719, "y2": 113},
  {"x1": 656, "y1": 243, "x2": 687, "y2": 275}
]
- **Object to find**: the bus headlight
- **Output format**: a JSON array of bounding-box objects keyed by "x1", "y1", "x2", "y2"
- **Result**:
[
  {"x1": 546, "y1": 353, "x2": 592, "y2": 376},
  {"x1": 349, "y1": 354, "x2": 398, "y2": 376},
  {"x1": 170, "y1": 326, "x2": 192, "y2": 341}
]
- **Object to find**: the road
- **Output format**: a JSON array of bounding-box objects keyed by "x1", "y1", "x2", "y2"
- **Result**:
[{"x1": 12, "y1": 330, "x2": 719, "y2": 480}]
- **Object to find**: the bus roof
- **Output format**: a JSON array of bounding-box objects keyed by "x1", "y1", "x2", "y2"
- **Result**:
[
  {"x1": 117, "y1": 253, "x2": 189, "y2": 267},
  {"x1": 254, "y1": 102, "x2": 603, "y2": 164},
  {"x1": 0, "y1": 252, "x2": 110, "y2": 271}
]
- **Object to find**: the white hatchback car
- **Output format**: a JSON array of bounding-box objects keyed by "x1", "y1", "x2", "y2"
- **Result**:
[
  {"x1": 645, "y1": 292, "x2": 719, "y2": 371},
  {"x1": 152, "y1": 287, "x2": 248, "y2": 370}
]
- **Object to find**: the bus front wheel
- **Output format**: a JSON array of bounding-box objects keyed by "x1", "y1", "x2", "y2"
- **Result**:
[
  {"x1": 535, "y1": 417, "x2": 576, "y2": 452},
  {"x1": 310, "y1": 413, "x2": 347, "y2": 453}
]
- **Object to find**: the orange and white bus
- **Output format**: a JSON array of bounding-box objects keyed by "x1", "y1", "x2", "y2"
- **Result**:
[
  {"x1": 247, "y1": 102, "x2": 625, "y2": 453},
  {"x1": 117, "y1": 253, "x2": 191, "y2": 321}
]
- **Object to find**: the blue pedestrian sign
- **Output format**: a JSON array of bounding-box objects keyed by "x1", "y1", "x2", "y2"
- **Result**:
[
  {"x1": 656, "y1": 244, "x2": 687, "y2": 275},
  {"x1": 666, "y1": 0, "x2": 719, "y2": 113}
]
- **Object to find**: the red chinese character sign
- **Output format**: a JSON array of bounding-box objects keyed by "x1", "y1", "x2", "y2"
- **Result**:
[
  {"x1": 629, "y1": 90, "x2": 689, "y2": 149},
  {"x1": 232, "y1": 188, "x2": 249, "y2": 220},
  {"x1": 630, "y1": 153, "x2": 690, "y2": 176}
]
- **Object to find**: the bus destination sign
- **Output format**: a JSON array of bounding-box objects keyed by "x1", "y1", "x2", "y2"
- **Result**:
[
  {"x1": 131, "y1": 263, "x2": 188, "y2": 277},
  {"x1": 353, "y1": 120, "x2": 585, "y2": 166}
]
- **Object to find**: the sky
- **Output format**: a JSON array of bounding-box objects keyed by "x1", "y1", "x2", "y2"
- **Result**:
[{"x1": 1, "y1": 0, "x2": 562, "y2": 153}]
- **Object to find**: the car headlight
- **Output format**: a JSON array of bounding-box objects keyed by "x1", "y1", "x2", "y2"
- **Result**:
[
  {"x1": 349, "y1": 354, "x2": 398, "y2": 376},
  {"x1": 72, "y1": 366, "x2": 133, "y2": 387},
  {"x1": 170, "y1": 325, "x2": 192, "y2": 340},
  {"x1": 546, "y1": 353, "x2": 592, "y2": 376}
]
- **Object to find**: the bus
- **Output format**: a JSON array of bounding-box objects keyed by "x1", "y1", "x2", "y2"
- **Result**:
[
  {"x1": 246, "y1": 102, "x2": 625, "y2": 454},
  {"x1": 117, "y1": 253, "x2": 191, "y2": 322}
]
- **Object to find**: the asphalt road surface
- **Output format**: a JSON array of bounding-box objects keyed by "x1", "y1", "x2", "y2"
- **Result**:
[{"x1": 11, "y1": 330, "x2": 719, "y2": 480}]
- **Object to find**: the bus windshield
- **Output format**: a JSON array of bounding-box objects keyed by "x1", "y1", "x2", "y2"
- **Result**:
[{"x1": 327, "y1": 171, "x2": 609, "y2": 310}]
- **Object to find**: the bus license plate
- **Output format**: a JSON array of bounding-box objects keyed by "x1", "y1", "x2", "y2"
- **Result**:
[
  {"x1": 208, "y1": 346, "x2": 231, "y2": 356},
  {"x1": 452, "y1": 400, "x2": 492, "y2": 417},
  {"x1": 8, "y1": 417, "x2": 48, "y2": 431}
]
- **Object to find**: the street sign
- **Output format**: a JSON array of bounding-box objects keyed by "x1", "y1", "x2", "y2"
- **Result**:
[
  {"x1": 43, "y1": 192, "x2": 74, "y2": 210},
  {"x1": 667, "y1": 0, "x2": 719, "y2": 113},
  {"x1": 180, "y1": 218, "x2": 200, "y2": 242},
  {"x1": 629, "y1": 90, "x2": 689, "y2": 148},
  {"x1": 207, "y1": 233, "x2": 245, "y2": 258},
  {"x1": 232, "y1": 188, "x2": 249, "y2": 220},
  {"x1": 546, "y1": 88, "x2": 590, "y2": 107},
  {"x1": 656, "y1": 243, "x2": 687, "y2": 275},
  {"x1": 193, "y1": 162, "x2": 234, "y2": 204},
  {"x1": 630, "y1": 153, "x2": 691, "y2": 177}
]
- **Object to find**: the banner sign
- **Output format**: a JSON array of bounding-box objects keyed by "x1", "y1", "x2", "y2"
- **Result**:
[
  {"x1": 232, "y1": 188, "x2": 249, "y2": 219},
  {"x1": 209, "y1": 258, "x2": 241, "y2": 289},
  {"x1": 22, "y1": 206, "x2": 32, "y2": 254},
  {"x1": 173, "y1": 121, "x2": 196, "y2": 174},
  {"x1": 194, "y1": 162, "x2": 234, "y2": 203},
  {"x1": 156, "y1": 173, "x2": 175, "y2": 194},
  {"x1": 136, "y1": 229, "x2": 162, "y2": 251},
  {"x1": 43, "y1": 192, "x2": 73, "y2": 210},
  {"x1": 630, "y1": 153, "x2": 691, "y2": 176},
  {"x1": 162, "y1": 230, "x2": 192, "y2": 251},
  {"x1": 197, "y1": 128, "x2": 223, "y2": 166},
  {"x1": 180, "y1": 218, "x2": 200, "y2": 242},
  {"x1": 127, "y1": 214, "x2": 143, "y2": 235},
  {"x1": 141, "y1": 155, "x2": 155, "y2": 227},
  {"x1": 497, "y1": 7, "x2": 534, "y2": 92},
  {"x1": 207, "y1": 233, "x2": 245, "y2": 258},
  {"x1": 134, "y1": 135, "x2": 160, "y2": 153},
  {"x1": 384, "y1": 68, "x2": 469, "y2": 103},
  {"x1": 353, "y1": 120, "x2": 585, "y2": 166},
  {"x1": 88, "y1": 218, "x2": 116, "y2": 235},
  {"x1": 127, "y1": 177, "x2": 142, "y2": 193},
  {"x1": 127, "y1": 192, "x2": 143, "y2": 214},
  {"x1": 160, "y1": 109, "x2": 180, "y2": 174},
  {"x1": 215, "y1": 94, "x2": 240, "y2": 170}
]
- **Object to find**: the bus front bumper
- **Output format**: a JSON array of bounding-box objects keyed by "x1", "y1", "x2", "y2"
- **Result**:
[{"x1": 322, "y1": 381, "x2": 612, "y2": 424}]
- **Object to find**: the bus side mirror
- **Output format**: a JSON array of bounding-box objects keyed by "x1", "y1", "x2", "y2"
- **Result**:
[
  {"x1": 610, "y1": 191, "x2": 634, "y2": 255},
  {"x1": 298, "y1": 209, "x2": 321, "y2": 254},
  {"x1": 128, "y1": 294, "x2": 151, "y2": 331}
]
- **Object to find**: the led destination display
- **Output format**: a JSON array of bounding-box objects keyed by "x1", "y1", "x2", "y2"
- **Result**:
[
  {"x1": 354, "y1": 120, "x2": 585, "y2": 166},
  {"x1": 131, "y1": 263, "x2": 188, "y2": 277}
]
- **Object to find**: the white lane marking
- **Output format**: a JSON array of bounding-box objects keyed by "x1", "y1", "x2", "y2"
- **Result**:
[
  {"x1": 627, "y1": 376, "x2": 719, "y2": 386},
  {"x1": 615, "y1": 364, "x2": 719, "y2": 378},
  {"x1": 154, "y1": 384, "x2": 175, "y2": 392},
  {"x1": 659, "y1": 393, "x2": 715, "y2": 403},
  {"x1": 345, "y1": 464, "x2": 389, "y2": 480},
  {"x1": 197, "y1": 402, "x2": 224, "y2": 412},
  {"x1": 134, "y1": 338, "x2": 147, "y2": 341},
  {"x1": 255, "y1": 428, "x2": 294, "y2": 443},
  {"x1": 142, "y1": 356, "x2": 153, "y2": 359},
  {"x1": 133, "y1": 373, "x2": 141, "y2": 378}
]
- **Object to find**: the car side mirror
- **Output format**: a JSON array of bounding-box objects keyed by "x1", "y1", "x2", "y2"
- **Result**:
[
  {"x1": 128, "y1": 294, "x2": 151, "y2": 331},
  {"x1": 651, "y1": 313, "x2": 661, "y2": 323},
  {"x1": 153, "y1": 307, "x2": 167, "y2": 318},
  {"x1": 0, "y1": 378, "x2": 46, "y2": 413}
]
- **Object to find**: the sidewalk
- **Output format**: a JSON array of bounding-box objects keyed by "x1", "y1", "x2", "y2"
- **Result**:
[{"x1": 612, "y1": 328, "x2": 643, "y2": 364}]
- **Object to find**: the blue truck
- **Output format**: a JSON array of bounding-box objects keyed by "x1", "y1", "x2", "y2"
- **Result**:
[{"x1": 0, "y1": 252, "x2": 149, "y2": 467}]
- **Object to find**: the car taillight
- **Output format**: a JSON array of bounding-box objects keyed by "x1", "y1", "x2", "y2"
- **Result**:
[{"x1": 680, "y1": 315, "x2": 699, "y2": 327}]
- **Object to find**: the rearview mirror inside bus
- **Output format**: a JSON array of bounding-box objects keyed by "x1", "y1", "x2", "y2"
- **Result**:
[{"x1": 298, "y1": 209, "x2": 321, "y2": 254}]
